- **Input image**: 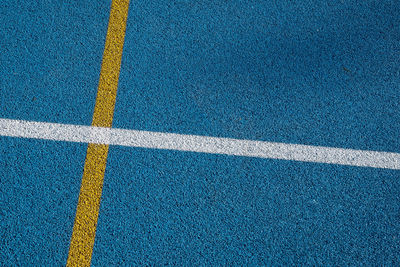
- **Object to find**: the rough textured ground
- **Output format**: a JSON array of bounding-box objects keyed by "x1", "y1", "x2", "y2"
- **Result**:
[{"x1": 1, "y1": 0, "x2": 399, "y2": 265}]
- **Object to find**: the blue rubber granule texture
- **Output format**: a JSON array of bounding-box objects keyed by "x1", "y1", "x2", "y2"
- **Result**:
[
  {"x1": 0, "y1": 137, "x2": 86, "y2": 265},
  {"x1": 91, "y1": 146, "x2": 400, "y2": 266},
  {"x1": 114, "y1": 0, "x2": 400, "y2": 153},
  {"x1": 1, "y1": 0, "x2": 399, "y2": 265},
  {"x1": 0, "y1": 0, "x2": 110, "y2": 125}
]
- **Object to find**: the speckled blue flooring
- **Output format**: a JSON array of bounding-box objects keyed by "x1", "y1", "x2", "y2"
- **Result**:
[{"x1": 1, "y1": 0, "x2": 399, "y2": 265}]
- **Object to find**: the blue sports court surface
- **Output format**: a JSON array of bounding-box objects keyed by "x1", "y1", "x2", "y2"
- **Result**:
[{"x1": 1, "y1": 0, "x2": 399, "y2": 265}]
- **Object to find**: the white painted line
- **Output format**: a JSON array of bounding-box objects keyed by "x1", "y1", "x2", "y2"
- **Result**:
[{"x1": 0, "y1": 118, "x2": 399, "y2": 170}]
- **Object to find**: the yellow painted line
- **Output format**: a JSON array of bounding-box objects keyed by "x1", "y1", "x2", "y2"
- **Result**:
[
  {"x1": 67, "y1": 0, "x2": 130, "y2": 266},
  {"x1": 92, "y1": 0, "x2": 130, "y2": 128}
]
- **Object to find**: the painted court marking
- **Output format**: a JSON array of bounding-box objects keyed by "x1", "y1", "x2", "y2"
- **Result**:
[
  {"x1": 0, "y1": 118, "x2": 399, "y2": 170},
  {"x1": 1, "y1": 0, "x2": 399, "y2": 265},
  {"x1": 66, "y1": 0, "x2": 130, "y2": 266}
]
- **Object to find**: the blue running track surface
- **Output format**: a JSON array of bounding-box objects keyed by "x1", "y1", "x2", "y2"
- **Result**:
[
  {"x1": 1, "y1": 0, "x2": 399, "y2": 265},
  {"x1": 0, "y1": 1, "x2": 109, "y2": 125},
  {"x1": 114, "y1": 0, "x2": 400, "y2": 152},
  {"x1": 0, "y1": 136, "x2": 86, "y2": 265},
  {"x1": 92, "y1": 146, "x2": 399, "y2": 265}
]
